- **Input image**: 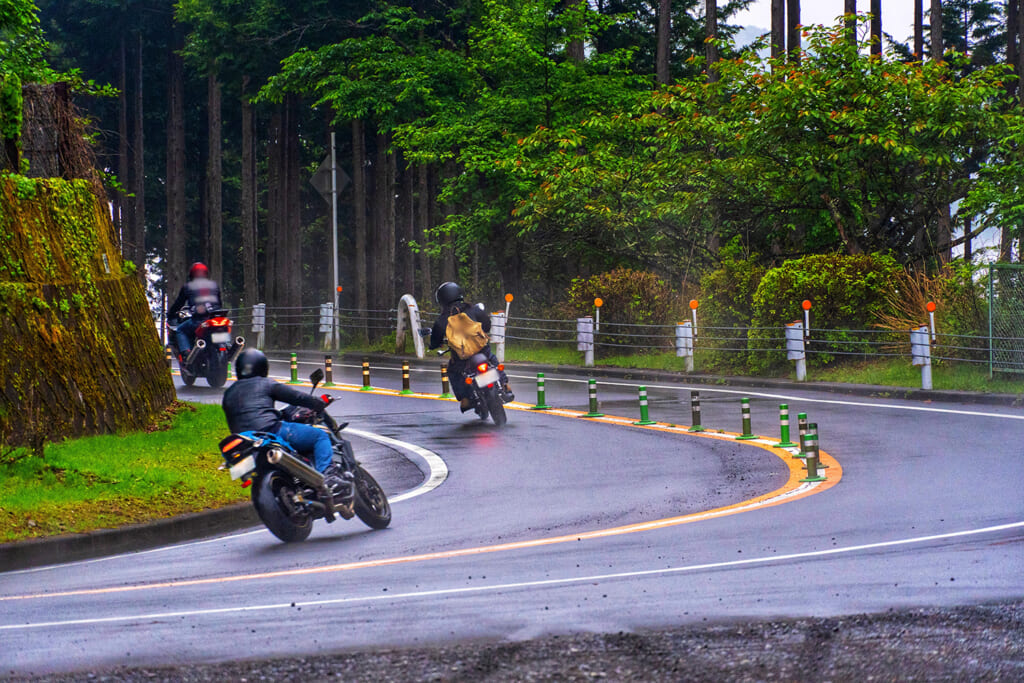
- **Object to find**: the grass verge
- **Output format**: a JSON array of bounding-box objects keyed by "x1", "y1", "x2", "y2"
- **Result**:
[{"x1": 0, "y1": 402, "x2": 246, "y2": 544}]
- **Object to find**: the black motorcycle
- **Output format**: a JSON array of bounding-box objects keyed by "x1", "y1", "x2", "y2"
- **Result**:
[
  {"x1": 169, "y1": 308, "x2": 244, "y2": 388},
  {"x1": 218, "y1": 369, "x2": 391, "y2": 542},
  {"x1": 444, "y1": 349, "x2": 510, "y2": 427}
]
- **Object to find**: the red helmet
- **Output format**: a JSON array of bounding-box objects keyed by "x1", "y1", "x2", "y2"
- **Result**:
[{"x1": 189, "y1": 262, "x2": 209, "y2": 280}]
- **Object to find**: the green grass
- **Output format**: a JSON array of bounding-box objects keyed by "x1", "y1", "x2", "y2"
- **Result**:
[{"x1": 0, "y1": 402, "x2": 247, "y2": 543}]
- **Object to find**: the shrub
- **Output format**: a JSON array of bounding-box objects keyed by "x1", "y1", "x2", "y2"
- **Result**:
[
  {"x1": 696, "y1": 250, "x2": 766, "y2": 372},
  {"x1": 564, "y1": 267, "x2": 682, "y2": 352},
  {"x1": 748, "y1": 252, "x2": 903, "y2": 372}
]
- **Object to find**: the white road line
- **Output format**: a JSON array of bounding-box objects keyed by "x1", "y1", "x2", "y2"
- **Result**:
[
  {"x1": 4, "y1": 520, "x2": 1021, "y2": 631},
  {"x1": 3, "y1": 429, "x2": 448, "y2": 576},
  {"x1": 283, "y1": 360, "x2": 1024, "y2": 421}
]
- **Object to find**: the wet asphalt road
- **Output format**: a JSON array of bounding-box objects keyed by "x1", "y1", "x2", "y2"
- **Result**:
[{"x1": 1, "y1": 357, "x2": 1022, "y2": 676}]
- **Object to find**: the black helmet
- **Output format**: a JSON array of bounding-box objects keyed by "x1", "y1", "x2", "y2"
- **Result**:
[
  {"x1": 235, "y1": 348, "x2": 268, "y2": 379},
  {"x1": 435, "y1": 281, "x2": 464, "y2": 307}
]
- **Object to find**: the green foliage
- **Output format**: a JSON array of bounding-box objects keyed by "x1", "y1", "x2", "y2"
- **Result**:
[
  {"x1": 0, "y1": 71, "x2": 22, "y2": 141},
  {"x1": 747, "y1": 253, "x2": 903, "y2": 372},
  {"x1": 694, "y1": 244, "x2": 766, "y2": 372},
  {"x1": 511, "y1": 17, "x2": 1013, "y2": 270}
]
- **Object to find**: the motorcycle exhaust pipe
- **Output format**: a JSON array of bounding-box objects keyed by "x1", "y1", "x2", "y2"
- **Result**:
[
  {"x1": 266, "y1": 448, "x2": 325, "y2": 487},
  {"x1": 227, "y1": 337, "x2": 246, "y2": 364},
  {"x1": 185, "y1": 339, "x2": 205, "y2": 365},
  {"x1": 266, "y1": 448, "x2": 336, "y2": 522}
]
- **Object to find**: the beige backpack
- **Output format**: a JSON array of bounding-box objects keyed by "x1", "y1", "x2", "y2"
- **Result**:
[{"x1": 446, "y1": 311, "x2": 489, "y2": 359}]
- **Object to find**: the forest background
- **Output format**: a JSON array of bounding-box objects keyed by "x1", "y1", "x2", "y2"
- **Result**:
[{"x1": 3, "y1": 0, "x2": 1024, "y2": 354}]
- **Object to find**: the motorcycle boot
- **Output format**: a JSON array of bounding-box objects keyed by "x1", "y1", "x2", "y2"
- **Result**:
[
  {"x1": 459, "y1": 398, "x2": 474, "y2": 413},
  {"x1": 500, "y1": 383, "x2": 514, "y2": 403},
  {"x1": 323, "y1": 463, "x2": 354, "y2": 503}
]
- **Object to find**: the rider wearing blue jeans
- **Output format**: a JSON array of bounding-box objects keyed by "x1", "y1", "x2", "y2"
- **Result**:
[{"x1": 222, "y1": 348, "x2": 347, "y2": 495}]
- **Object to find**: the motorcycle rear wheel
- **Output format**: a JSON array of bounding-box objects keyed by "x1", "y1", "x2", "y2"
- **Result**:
[
  {"x1": 180, "y1": 365, "x2": 196, "y2": 386},
  {"x1": 484, "y1": 385, "x2": 508, "y2": 427},
  {"x1": 253, "y1": 471, "x2": 313, "y2": 542},
  {"x1": 207, "y1": 360, "x2": 229, "y2": 388},
  {"x1": 353, "y1": 465, "x2": 391, "y2": 529}
]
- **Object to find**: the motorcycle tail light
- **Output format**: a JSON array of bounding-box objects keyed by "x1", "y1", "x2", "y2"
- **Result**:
[
  {"x1": 241, "y1": 479, "x2": 252, "y2": 488},
  {"x1": 221, "y1": 437, "x2": 243, "y2": 453},
  {"x1": 476, "y1": 362, "x2": 489, "y2": 373}
]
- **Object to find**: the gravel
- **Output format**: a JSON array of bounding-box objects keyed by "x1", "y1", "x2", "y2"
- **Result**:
[{"x1": 15, "y1": 600, "x2": 1024, "y2": 682}]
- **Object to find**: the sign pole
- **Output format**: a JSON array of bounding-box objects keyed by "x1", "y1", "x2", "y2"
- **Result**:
[{"x1": 330, "y1": 131, "x2": 339, "y2": 350}]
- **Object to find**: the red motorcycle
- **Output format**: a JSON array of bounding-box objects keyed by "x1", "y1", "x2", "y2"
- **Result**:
[{"x1": 169, "y1": 308, "x2": 244, "y2": 388}]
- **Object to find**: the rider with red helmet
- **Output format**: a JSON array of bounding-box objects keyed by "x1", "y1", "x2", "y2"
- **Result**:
[{"x1": 168, "y1": 262, "x2": 222, "y2": 360}]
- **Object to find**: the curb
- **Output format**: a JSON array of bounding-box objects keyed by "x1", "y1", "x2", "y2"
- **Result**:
[{"x1": 0, "y1": 503, "x2": 259, "y2": 573}]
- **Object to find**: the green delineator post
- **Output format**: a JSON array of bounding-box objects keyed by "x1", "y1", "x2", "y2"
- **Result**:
[
  {"x1": 735, "y1": 397, "x2": 756, "y2": 440},
  {"x1": 633, "y1": 386, "x2": 656, "y2": 425},
  {"x1": 324, "y1": 356, "x2": 336, "y2": 387},
  {"x1": 581, "y1": 379, "x2": 604, "y2": 418},
  {"x1": 400, "y1": 360, "x2": 413, "y2": 395},
  {"x1": 795, "y1": 412, "x2": 809, "y2": 458},
  {"x1": 439, "y1": 363, "x2": 454, "y2": 399},
  {"x1": 774, "y1": 403, "x2": 798, "y2": 448},
  {"x1": 288, "y1": 352, "x2": 301, "y2": 383},
  {"x1": 529, "y1": 373, "x2": 552, "y2": 410},
  {"x1": 687, "y1": 391, "x2": 704, "y2": 432},
  {"x1": 360, "y1": 357, "x2": 373, "y2": 391},
  {"x1": 801, "y1": 422, "x2": 827, "y2": 482}
]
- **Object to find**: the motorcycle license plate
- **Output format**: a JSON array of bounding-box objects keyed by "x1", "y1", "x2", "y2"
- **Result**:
[
  {"x1": 229, "y1": 455, "x2": 255, "y2": 480},
  {"x1": 210, "y1": 332, "x2": 232, "y2": 344},
  {"x1": 474, "y1": 368, "x2": 500, "y2": 387}
]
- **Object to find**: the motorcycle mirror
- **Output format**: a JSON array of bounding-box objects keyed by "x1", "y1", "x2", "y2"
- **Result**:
[{"x1": 309, "y1": 368, "x2": 324, "y2": 388}]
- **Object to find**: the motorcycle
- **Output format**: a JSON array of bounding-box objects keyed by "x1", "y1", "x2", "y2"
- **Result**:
[
  {"x1": 442, "y1": 348, "x2": 510, "y2": 427},
  {"x1": 217, "y1": 369, "x2": 391, "y2": 543},
  {"x1": 169, "y1": 307, "x2": 244, "y2": 388}
]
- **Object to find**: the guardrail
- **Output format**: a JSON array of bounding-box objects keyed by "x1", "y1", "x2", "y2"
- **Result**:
[{"x1": 157, "y1": 299, "x2": 1024, "y2": 387}]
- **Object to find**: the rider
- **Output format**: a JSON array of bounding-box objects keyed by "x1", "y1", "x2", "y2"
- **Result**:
[
  {"x1": 427, "y1": 281, "x2": 513, "y2": 412},
  {"x1": 168, "y1": 262, "x2": 222, "y2": 363},
  {"x1": 222, "y1": 348, "x2": 350, "y2": 498}
]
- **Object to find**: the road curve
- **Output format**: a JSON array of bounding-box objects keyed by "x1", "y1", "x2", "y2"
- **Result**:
[{"x1": 1, "y1": 361, "x2": 1021, "y2": 676}]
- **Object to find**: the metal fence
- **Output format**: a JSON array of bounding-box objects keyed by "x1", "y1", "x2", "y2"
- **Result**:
[
  {"x1": 157, "y1": 300, "x2": 1023, "y2": 376},
  {"x1": 989, "y1": 264, "x2": 1024, "y2": 375}
]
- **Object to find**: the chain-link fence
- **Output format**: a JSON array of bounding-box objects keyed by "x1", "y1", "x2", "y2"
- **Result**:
[{"x1": 989, "y1": 264, "x2": 1024, "y2": 375}]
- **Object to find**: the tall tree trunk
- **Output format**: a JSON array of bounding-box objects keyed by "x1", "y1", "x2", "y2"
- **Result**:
[
  {"x1": 869, "y1": 0, "x2": 882, "y2": 56},
  {"x1": 416, "y1": 163, "x2": 432, "y2": 303},
  {"x1": 786, "y1": 0, "x2": 801, "y2": 64},
  {"x1": 705, "y1": 0, "x2": 718, "y2": 83},
  {"x1": 566, "y1": 0, "x2": 585, "y2": 61},
  {"x1": 240, "y1": 76, "x2": 258, "y2": 308},
  {"x1": 352, "y1": 119, "x2": 368, "y2": 339},
  {"x1": 770, "y1": 0, "x2": 785, "y2": 61},
  {"x1": 963, "y1": 214, "x2": 973, "y2": 263},
  {"x1": 398, "y1": 153, "x2": 415, "y2": 296},
  {"x1": 937, "y1": 202, "x2": 952, "y2": 265},
  {"x1": 165, "y1": 22, "x2": 186, "y2": 298},
  {"x1": 131, "y1": 32, "x2": 145, "y2": 277},
  {"x1": 205, "y1": 66, "x2": 223, "y2": 282},
  {"x1": 285, "y1": 95, "x2": 302, "y2": 329},
  {"x1": 118, "y1": 34, "x2": 130, "y2": 256},
  {"x1": 656, "y1": 0, "x2": 671, "y2": 85},
  {"x1": 915, "y1": 0, "x2": 925, "y2": 59},
  {"x1": 930, "y1": 0, "x2": 943, "y2": 61},
  {"x1": 266, "y1": 108, "x2": 283, "y2": 312},
  {"x1": 845, "y1": 0, "x2": 857, "y2": 46}
]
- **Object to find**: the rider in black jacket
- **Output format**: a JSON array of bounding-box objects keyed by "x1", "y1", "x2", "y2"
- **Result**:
[
  {"x1": 222, "y1": 348, "x2": 349, "y2": 496},
  {"x1": 427, "y1": 281, "x2": 513, "y2": 411}
]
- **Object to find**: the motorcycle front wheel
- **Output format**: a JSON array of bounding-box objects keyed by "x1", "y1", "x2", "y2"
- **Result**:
[
  {"x1": 353, "y1": 465, "x2": 391, "y2": 529},
  {"x1": 253, "y1": 471, "x2": 313, "y2": 542},
  {"x1": 483, "y1": 385, "x2": 508, "y2": 427}
]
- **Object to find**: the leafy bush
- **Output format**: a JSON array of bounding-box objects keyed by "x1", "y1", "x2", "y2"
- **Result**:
[
  {"x1": 696, "y1": 249, "x2": 766, "y2": 372},
  {"x1": 563, "y1": 267, "x2": 682, "y2": 352},
  {"x1": 748, "y1": 253, "x2": 903, "y2": 372}
]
